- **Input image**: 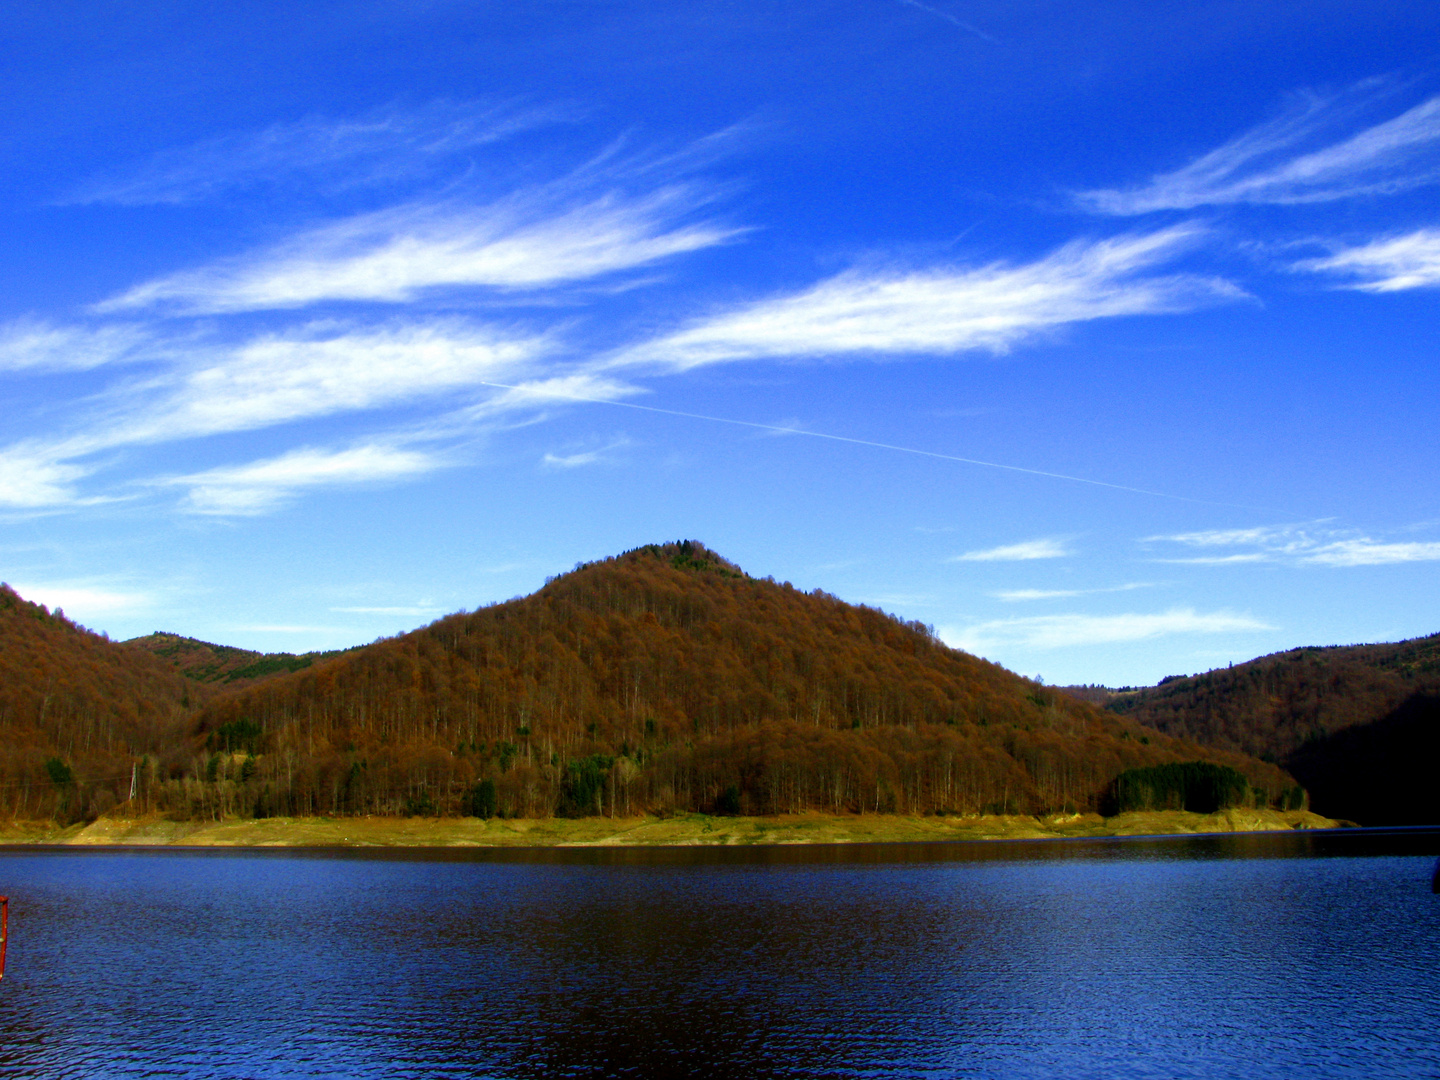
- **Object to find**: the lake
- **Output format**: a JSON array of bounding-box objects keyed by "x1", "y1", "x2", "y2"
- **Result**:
[{"x1": 1, "y1": 830, "x2": 1437, "y2": 1079}]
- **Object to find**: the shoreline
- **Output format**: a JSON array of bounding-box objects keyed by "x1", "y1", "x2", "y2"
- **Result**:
[{"x1": 0, "y1": 808, "x2": 1340, "y2": 848}]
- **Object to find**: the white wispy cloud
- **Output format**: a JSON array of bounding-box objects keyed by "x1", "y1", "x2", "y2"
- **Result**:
[
  {"x1": 541, "y1": 449, "x2": 604, "y2": 469},
  {"x1": 5, "y1": 116, "x2": 750, "y2": 518},
  {"x1": 614, "y1": 227, "x2": 1238, "y2": 369},
  {"x1": 234, "y1": 624, "x2": 351, "y2": 636},
  {"x1": 1079, "y1": 87, "x2": 1440, "y2": 214},
  {"x1": 60, "y1": 100, "x2": 572, "y2": 206},
  {"x1": 0, "y1": 318, "x2": 151, "y2": 373},
  {"x1": 1308, "y1": 540, "x2": 1440, "y2": 566},
  {"x1": 945, "y1": 608, "x2": 1273, "y2": 651},
  {"x1": 438, "y1": 372, "x2": 645, "y2": 428},
  {"x1": 7, "y1": 582, "x2": 152, "y2": 616},
  {"x1": 0, "y1": 442, "x2": 96, "y2": 509},
  {"x1": 166, "y1": 442, "x2": 443, "y2": 516},
  {"x1": 0, "y1": 320, "x2": 550, "y2": 469},
  {"x1": 6, "y1": 112, "x2": 1262, "y2": 525},
  {"x1": 117, "y1": 320, "x2": 548, "y2": 443},
  {"x1": 992, "y1": 588, "x2": 1081, "y2": 600},
  {"x1": 332, "y1": 604, "x2": 442, "y2": 617},
  {"x1": 1294, "y1": 227, "x2": 1440, "y2": 291},
  {"x1": 992, "y1": 582, "x2": 1154, "y2": 601},
  {"x1": 1158, "y1": 552, "x2": 1269, "y2": 566},
  {"x1": 540, "y1": 437, "x2": 631, "y2": 470},
  {"x1": 98, "y1": 187, "x2": 738, "y2": 315},
  {"x1": 0, "y1": 319, "x2": 538, "y2": 517},
  {"x1": 1152, "y1": 526, "x2": 1275, "y2": 547},
  {"x1": 953, "y1": 538, "x2": 1070, "y2": 562},
  {"x1": 0, "y1": 325, "x2": 629, "y2": 512},
  {"x1": 1147, "y1": 524, "x2": 1440, "y2": 566}
]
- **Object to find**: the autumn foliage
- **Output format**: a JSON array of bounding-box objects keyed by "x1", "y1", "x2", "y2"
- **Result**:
[
  {"x1": 1103, "y1": 636, "x2": 1440, "y2": 823},
  {"x1": 125, "y1": 632, "x2": 341, "y2": 687},
  {"x1": 1, "y1": 545, "x2": 1303, "y2": 823},
  {"x1": 182, "y1": 542, "x2": 1294, "y2": 820},
  {"x1": 0, "y1": 585, "x2": 194, "y2": 820}
]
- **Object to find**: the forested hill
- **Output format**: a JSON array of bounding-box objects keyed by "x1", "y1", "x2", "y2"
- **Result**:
[
  {"x1": 1097, "y1": 634, "x2": 1440, "y2": 824},
  {"x1": 125, "y1": 632, "x2": 341, "y2": 687},
  {"x1": 188, "y1": 541, "x2": 1294, "y2": 820},
  {"x1": 0, "y1": 584, "x2": 194, "y2": 819},
  {"x1": 1102, "y1": 635, "x2": 1440, "y2": 758}
]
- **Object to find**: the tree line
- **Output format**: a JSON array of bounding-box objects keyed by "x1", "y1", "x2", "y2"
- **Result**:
[{"x1": 2, "y1": 544, "x2": 1301, "y2": 824}]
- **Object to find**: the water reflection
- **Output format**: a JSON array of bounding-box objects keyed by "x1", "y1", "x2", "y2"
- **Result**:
[{"x1": 0, "y1": 831, "x2": 1437, "y2": 1079}]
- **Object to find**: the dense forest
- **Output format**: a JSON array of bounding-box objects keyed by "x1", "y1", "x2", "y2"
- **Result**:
[
  {"x1": 0, "y1": 585, "x2": 195, "y2": 821},
  {"x1": 1104, "y1": 762, "x2": 1299, "y2": 816},
  {"x1": 1, "y1": 541, "x2": 1296, "y2": 824},
  {"x1": 1083, "y1": 635, "x2": 1440, "y2": 824}
]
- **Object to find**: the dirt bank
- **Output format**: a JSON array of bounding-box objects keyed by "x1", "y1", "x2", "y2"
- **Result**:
[{"x1": 0, "y1": 808, "x2": 1340, "y2": 847}]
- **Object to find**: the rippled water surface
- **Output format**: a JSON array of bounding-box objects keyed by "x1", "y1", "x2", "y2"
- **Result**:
[{"x1": 1, "y1": 831, "x2": 1438, "y2": 1079}]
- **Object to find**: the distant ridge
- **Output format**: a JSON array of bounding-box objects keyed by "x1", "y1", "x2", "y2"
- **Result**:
[
  {"x1": 125, "y1": 632, "x2": 340, "y2": 687},
  {"x1": 1081, "y1": 633, "x2": 1440, "y2": 824}
]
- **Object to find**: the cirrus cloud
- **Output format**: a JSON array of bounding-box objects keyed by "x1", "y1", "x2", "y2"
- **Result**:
[
  {"x1": 992, "y1": 582, "x2": 1154, "y2": 601},
  {"x1": 612, "y1": 227, "x2": 1241, "y2": 369},
  {"x1": 0, "y1": 318, "x2": 153, "y2": 374},
  {"x1": 97, "y1": 187, "x2": 740, "y2": 315},
  {"x1": 164, "y1": 441, "x2": 444, "y2": 516},
  {"x1": 119, "y1": 320, "x2": 550, "y2": 443},
  {"x1": 953, "y1": 538, "x2": 1071, "y2": 562},
  {"x1": 0, "y1": 327, "x2": 640, "y2": 513},
  {"x1": 7, "y1": 582, "x2": 153, "y2": 617},
  {"x1": 0, "y1": 442, "x2": 99, "y2": 510},
  {"x1": 1079, "y1": 86, "x2": 1440, "y2": 214},
  {"x1": 1293, "y1": 227, "x2": 1440, "y2": 291},
  {"x1": 944, "y1": 608, "x2": 1273, "y2": 652},
  {"x1": 1146, "y1": 524, "x2": 1440, "y2": 566},
  {"x1": 60, "y1": 99, "x2": 576, "y2": 207}
]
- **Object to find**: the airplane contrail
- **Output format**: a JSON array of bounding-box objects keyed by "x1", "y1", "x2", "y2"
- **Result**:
[{"x1": 476, "y1": 380, "x2": 1278, "y2": 511}]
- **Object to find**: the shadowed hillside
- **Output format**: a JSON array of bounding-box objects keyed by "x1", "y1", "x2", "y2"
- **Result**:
[
  {"x1": 187, "y1": 541, "x2": 1294, "y2": 820},
  {"x1": 1285, "y1": 693, "x2": 1438, "y2": 825},
  {"x1": 1093, "y1": 634, "x2": 1440, "y2": 824}
]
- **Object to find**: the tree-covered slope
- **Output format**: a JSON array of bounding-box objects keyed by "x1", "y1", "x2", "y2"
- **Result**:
[
  {"x1": 1101, "y1": 634, "x2": 1440, "y2": 823},
  {"x1": 125, "y1": 632, "x2": 340, "y2": 687},
  {"x1": 0, "y1": 584, "x2": 195, "y2": 819},
  {"x1": 189, "y1": 542, "x2": 1295, "y2": 820}
]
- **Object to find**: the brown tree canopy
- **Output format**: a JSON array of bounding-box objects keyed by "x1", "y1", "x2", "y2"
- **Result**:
[
  {"x1": 124, "y1": 632, "x2": 343, "y2": 687},
  {"x1": 0, "y1": 584, "x2": 195, "y2": 819},
  {"x1": 0, "y1": 545, "x2": 1303, "y2": 823},
  {"x1": 187, "y1": 542, "x2": 1295, "y2": 820},
  {"x1": 1102, "y1": 636, "x2": 1439, "y2": 757},
  {"x1": 1093, "y1": 634, "x2": 1440, "y2": 823}
]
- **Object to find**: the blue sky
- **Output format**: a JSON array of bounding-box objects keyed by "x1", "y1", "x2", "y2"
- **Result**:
[{"x1": 3, "y1": 1, "x2": 1439, "y2": 685}]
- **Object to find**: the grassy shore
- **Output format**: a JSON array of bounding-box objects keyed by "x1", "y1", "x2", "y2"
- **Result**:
[{"x1": 0, "y1": 807, "x2": 1340, "y2": 847}]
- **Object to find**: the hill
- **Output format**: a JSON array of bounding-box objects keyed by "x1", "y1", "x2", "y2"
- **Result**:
[
  {"x1": 124, "y1": 632, "x2": 341, "y2": 687},
  {"x1": 185, "y1": 541, "x2": 1295, "y2": 821},
  {"x1": 0, "y1": 584, "x2": 196, "y2": 820},
  {"x1": 1092, "y1": 634, "x2": 1440, "y2": 824}
]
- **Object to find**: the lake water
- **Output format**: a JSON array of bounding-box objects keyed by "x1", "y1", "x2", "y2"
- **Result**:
[{"x1": 1, "y1": 830, "x2": 1437, "y2": 1079}]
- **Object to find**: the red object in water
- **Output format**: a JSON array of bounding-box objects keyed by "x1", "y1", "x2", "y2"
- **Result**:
[{"x1": 0, "y1": 895, "x2": 7, "y2": 980}]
